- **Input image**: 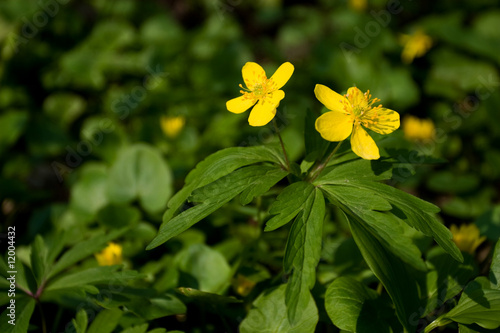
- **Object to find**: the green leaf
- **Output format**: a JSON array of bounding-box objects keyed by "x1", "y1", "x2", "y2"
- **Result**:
[
  {"x1": 96, "y1": 204, "x2": 141, "y2": 228},
  {"x1": 239, "y1": 284, "x2": 318, "y2": 333},
  {"x1": 107, "y1": 144, "x2": 173, "y2": 214},
  {"x1": 177, "y1": 287, "x2": 242, "y2": 304},
  {"x1": 72, "y1": 308, "x2": 88, "y2": 333},
  {"x1": 343, "y1": 181, "x2": 463, "y2": 263},
  {"x1": 0, "y1": 110, "x2": 28, "y2": 154},
  {"x1": 313, "y1": 159, "x2": 393, "y2": 185},
  {"x1": 325, "y1": 276, "x2": 399, "y2": 332},
  {"x1": 120, "y1": 324, "x2": 149, "y2": 333},
  {"x1": 174, "y1": 244, "x2": 231, "y2": 294},
  {"x1": 43, "y1": 92, "x2": 86, "y2": 128},
  {"x1": 0, "y1": 297, "x2": 35, "y2": 333},
  {"x1": 239, "y1": 168, "x2": 288, "y2": 206},
  {"x1": 45, "y1": 266, "x2": 139, "y2": 293},
  {"x1": 284, "y1": 188, "x2": 324, "y2": 323},
  {"x1": 30, "y1": 235, "x2": 48, "y2": 285},
  {"x1": 346, "y1": 213, "x2": 420, "y2": 332},
  {"x1": 48, "y1": 228, "x2": 128, "y2": 279},
  {"x1": 162, "y1": 145, "x2": 284, "y2": 226},
  {"x1": 126, "y1": 294, "x2": 186, "y2": 320},
  {"x1": 148, "y1": 165, "x2": 284, "y2": 249},
  {"x1": 423, "y1": 247, "x2": 477, "y2": 316},
  {"x1": 441, "y1": 283, "x2": 500, "y2": 330},
  {"x1": 321, "y1": 184, "x2": 427, "y2": 271},
  {"x1": 265, "y1": 182, "x2": 315, "y2": 232},
  {"x1": 120, "y1": 324, "x2": 148, "y2": 333},
  {"x1": 476, "y1": 205, "x2": 500, "y2": 241},
  {"x1": 87, "y1": 308, "x2": 122, "y2": 333},
  {"x1": 489, "y1": 240, "x2": 500, "y2": 287}
]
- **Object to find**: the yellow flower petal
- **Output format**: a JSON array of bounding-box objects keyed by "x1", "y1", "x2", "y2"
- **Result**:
[
  {"x1": 248, "y1": 90, "x2": 284, "y2": 126},
  {"x1": 242, "y1": 62, "x2": 267, "y2": 90},
  {"x1": 226, "y1": 95, "x2": 256, "y2": 114},
  {"x1": 314, "y1": 84, "x2": 348, "y2": 113},
  {"x1": 363, "y1": 107, "x2": 400, "y2": 134},
  {"x1": 269, "y1": 62, "x2": 294, "y2": 90},
  {"x1": 315, "y1": 111, "x2": 353, "y2": 142},
  {"x1": 351, "y1": 125, "x2": 380, "y2": 160}
]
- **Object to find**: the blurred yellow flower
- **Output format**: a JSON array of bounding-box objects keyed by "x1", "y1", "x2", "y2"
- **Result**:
[
  {"x1": 349, "y1": 0, "x2": 367, "y2": 11},
  {"x1": 160, "y1": 116, "x2": 185, "y2": 138},
  {"x1": 403, "y1": 115, "x2": 435, "y2": 142},
  {"x1": 95, "y1": 242, "x2": 122, "y2": 266},
  {"x1": 450, "y1": 224, "x2": 486, "y2": 254},
  {"x1": 400, "y1": 29, "x2": 432, "y2": 64},
  {"x1": 314, "y1": 85, "x2": 400, "y2": 160},
  {"x1": 226, "y1": 62, "x2": 294, "y2": 127},
  {"x1": 232, "y1": 274, "x2": 257, "y2": 297}
]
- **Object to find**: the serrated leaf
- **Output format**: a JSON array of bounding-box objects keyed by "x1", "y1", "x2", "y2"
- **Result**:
[
  {"x1": 239, "y1": 284, "x2": 318, "y2": 333},
  {"x1": 0, "y1": 296, "x2": 35, "y2": 333},
  {"x1": 162, "y1": 145, "x2": 284, "y2": 226},
  {"x1": 342, "y1": 181, "x2": 463, "y2": 263},
  {"x1": 325, "y1": 276, "x2": 400, "y2": 332},
  {"x1": 314, "y1": 159, "x2": 393, "y2": 185},
  {"x1": 148, "y1": 166, "x2": 284, "y2": 249},
  {"x1": 239, "y1": 168, "x2": 288, "y2": 205},
  {"x1": 265, "y1": 181, "x2": 315, "y2": 232},
  {"x1": 322, "y1": 184, "x2": 427, "y2": 271},
  {"x1": 48, "y1": 228, "x2": 128, "y2": 279},
  {"x1": 87, "y1": 308, "x2": 122, "y2": 333},
  {"x1": 284, "y1": 188, "x2": 324, "y2": 323},
  {"x1": 346, "y1": 213, "x2": 420, "y2": 332}
]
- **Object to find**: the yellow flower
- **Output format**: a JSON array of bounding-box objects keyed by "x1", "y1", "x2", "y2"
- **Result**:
[
  {"x1": 94, "y1": 242, "x2": 123, "y2": 266},
  {"x1": 400, "y1": 29, "x2": 432, "y2": 64},
  {"x1": 160, "y1": 116, "x2": 185, "y2": 138},
  {"x1": 403, "y1": 115, "x2": 435, "y2": 142},
  {"x1": 226, "y1": 62, "x2": 294, "y2": 127},
  {"x1": 314, "y1": 85, "x2": 400, "y2": 160},
  {"x1": 450, "y1": 224, "x2": 486, "y2": 254},
  {"x1": 349, "y1": 0, "x2": 367, "y2": 11}
]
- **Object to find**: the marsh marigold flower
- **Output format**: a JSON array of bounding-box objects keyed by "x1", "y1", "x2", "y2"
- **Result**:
[
  {"x1": 95, "y1": 242, "x2": 122, "y2": 266},
  {"x1": 400, "y1": 29, "x2": 432, "y2": 64},
  {"x1": 161, "y1": 116, "x2": 185, "y2": 138},
  {"x1": 403, "y1": 115, "x2": 435, "y2": 142},
  {"x1": 226, "y1": 62, "x2": 294, "y2": 126},
  {"x1": 314, "y1": 85, "x2": 400, "y2": 160},
  {"x1": 450, "y1": 224, "x2": 486, "y2": 254}
]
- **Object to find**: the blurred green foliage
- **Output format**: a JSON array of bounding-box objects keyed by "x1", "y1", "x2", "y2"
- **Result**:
[{"x1": 1, "y1": 0, "x2": 500, "y2": 332}]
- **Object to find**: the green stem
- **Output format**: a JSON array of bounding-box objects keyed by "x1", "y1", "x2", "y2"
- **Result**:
[
  {"x1": 423, "y1": 317, "x2": 452, "y2": 333},
  {"x1": 273, "y1": 119, "x2": 290, "y2": 171},
  {"x1": 37, "y1": 300, "x2": 47, "y2": 333},
  {"x1": 308, "y1": 141, "x2": 343, "y2": 182}
]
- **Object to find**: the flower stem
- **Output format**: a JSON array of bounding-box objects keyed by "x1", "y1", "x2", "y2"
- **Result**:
[
  {"x1": 308, "y1": 141, "x2": 343, "y2": 182},
  {"x1": 272, "y1": 119, "x2": 290, "y2": 171}
]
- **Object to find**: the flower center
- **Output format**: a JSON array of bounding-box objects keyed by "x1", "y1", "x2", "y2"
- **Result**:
[
  {"x1": 239, "y1": 78, "x2": 274, "y2": 102},
  {"x1": 342, "y1": 89, "x2": 382, "y2": 127}
]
